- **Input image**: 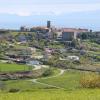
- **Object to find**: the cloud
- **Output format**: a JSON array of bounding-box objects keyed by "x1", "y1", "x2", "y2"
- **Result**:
[
  {"x1": 0, "y1": 3, "x2": 100, "y2": 16},
  {"x1": 10, "y1": 12, "x2": 32, "y2": 17}
]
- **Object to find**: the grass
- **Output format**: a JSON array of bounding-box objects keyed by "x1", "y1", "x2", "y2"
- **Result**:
[
  {"x1": 48, "y1": 44, "x2": 64, "y2": 49},
  {"x1": 2, "y1": 67, "x2": 60, "y2": 91},
  {"x1": 0, "y1": 69, "x2": 100, "y2": 100},
  {"x1": 0, "y1": 89, "x2": 100, "y2": 100},
  {"x1": 4, "y1": 80, "x2": 49, "y2": 91},
  {"x1": 0, "y1": 63, "x2": 29, "y2": 72},
  {"x1": 39, "y1": 70, "x2": 82, "y2": 90},
  {"x1": 3, "y1": 70, "x2": 82, "y2": 91},
  {"x1": 82, "y1": 40, "x2": 100, "y2": 50}
]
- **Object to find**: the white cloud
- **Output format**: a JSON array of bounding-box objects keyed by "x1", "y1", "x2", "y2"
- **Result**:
[{"x1": 0, "y1": 3, "x2": 100, "y2": 16}]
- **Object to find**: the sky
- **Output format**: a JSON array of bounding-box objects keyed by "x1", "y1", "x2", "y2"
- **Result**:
[{"x1": 0, "y1": 0, "x2": 100, "y2": 30}]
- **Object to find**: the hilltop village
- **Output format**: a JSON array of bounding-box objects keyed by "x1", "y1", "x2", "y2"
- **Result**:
[{"x1": 0, "y1": 21, "x2": 100, "y2": 95}]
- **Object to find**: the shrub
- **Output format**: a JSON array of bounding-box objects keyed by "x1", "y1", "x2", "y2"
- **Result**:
[
  {"x1": 9, "y1": 88, "x2": 20, "y2": 93},
  {"x1": 42, "y1": 68, "x2": 52, "y2": 77},
  {"x1": 96, "y1": 56, "x2": 100, "y2": 61},
  {"x1": 80, "y1": 73, "x2": 100, "y2": 88}
]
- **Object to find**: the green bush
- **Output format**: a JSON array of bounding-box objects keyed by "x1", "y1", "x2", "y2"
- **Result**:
[
  {"x1": 9, "y1": 88, "x2": 20, "y2": 93},
  {"x1": 80, "y1": 73, "x2": 100, "y2": 88},
  {"x1": 96, "y1": 56, "x2": 100, "y2": 61},
  {"x1": 42, "y1": 68, "x2": 52, "y2": 77}
]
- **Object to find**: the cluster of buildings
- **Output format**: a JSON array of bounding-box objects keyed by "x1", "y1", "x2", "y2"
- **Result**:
[
  {"x1": 0, "y1": 21, "x2": 91, "y2": 41},
  {"x1": 0, "y1": 21, "x2": 100, "y2": 42},
  {"x1": 20, "y1": 21, "x2": 89, "y2": 41},
  {"x1": 0, "y1": 21, "x2": 96, "y2": 43}
]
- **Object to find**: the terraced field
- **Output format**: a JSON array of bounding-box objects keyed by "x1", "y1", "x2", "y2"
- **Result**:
[{"x1": 0, "y1": 63, "x2": 29, "y2": 72}]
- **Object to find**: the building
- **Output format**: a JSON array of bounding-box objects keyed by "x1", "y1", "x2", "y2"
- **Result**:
[
  {"x1": 62, "y1": 28, "x2": 88, "y2": 41},
  {"x1": 67, "y1": 56, "x2": 79, "y2": 61},
  {"x1": 47, "y1": 21, "x2": 51, "y2": 28},
  {"x1": 62, "y1": 30, "x2": 77, "y2": 41},
  {"x1": 45, "y1": 32, "x2": 54, "y2": 39},
  {"x1": 27, "y1": 60, "x2": 40, "y2": 66},
  {"x1": 95, "y1": 31, "x2": 100, "y2": 37},
  {"x1": 20, "y1": 26, "x2": 30, "y2": 32},
  {"x1": 0, "y1": 29, "x2": 9, "y2": 34},
  {"x1": 30, "y1": 27, "x2": 49, "y2": 33}
]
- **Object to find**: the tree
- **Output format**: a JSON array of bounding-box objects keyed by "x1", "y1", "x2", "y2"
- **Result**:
[
  {"x1": 81, "y1": 33, "x2": 88, "y2": 39},
  {"x1": 42, "y1": 68, "x2": 52, "y2": 77},
  {"x1": 71, "y1": 39, "x2": 80, "y2": 48}
]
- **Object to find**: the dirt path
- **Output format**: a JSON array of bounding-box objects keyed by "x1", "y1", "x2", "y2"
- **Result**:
[{"x1": 32, "y1": 69, "x2": 65, "y2": 89}]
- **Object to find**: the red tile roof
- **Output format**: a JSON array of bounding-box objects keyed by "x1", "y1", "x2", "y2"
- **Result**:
[{"x1": 62, "y1": 28, "x2": 88, "y2": 33}]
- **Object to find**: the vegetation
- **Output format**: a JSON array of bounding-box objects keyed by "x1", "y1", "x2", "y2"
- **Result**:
[
  {"x1": 0, "y1": 89, "x2": 100, "y2": 100},
  {"x1": 0, "y1": 68, "x2": 100, "y2": 100},
  {"x1": 42, "y1": 68, "x2": 53, "y2": 77},
  {"x1": 0, "y1": 67, "x2": 60, "y2": 91},
  {"x1": 0, "y1": 63, "x2": 29, "y2": 72},
  {"x1": 80, "y1": 73, "x2": 100, "y2": 88},
  {"x1": 39, "y1": 70, "x2": 82, "y2": 90},
  {"x1": 0, "y1": 30, "x2": 100, "y2": 100}
]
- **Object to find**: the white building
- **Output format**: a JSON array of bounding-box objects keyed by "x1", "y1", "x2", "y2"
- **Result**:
[{"x1": 67, "y1": 56, "x2": 79, "y2": 61}]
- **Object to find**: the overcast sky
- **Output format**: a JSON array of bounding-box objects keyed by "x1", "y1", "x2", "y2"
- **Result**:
[{"x1": 0, "y1": 0, "x2": 100, "y2": 30}]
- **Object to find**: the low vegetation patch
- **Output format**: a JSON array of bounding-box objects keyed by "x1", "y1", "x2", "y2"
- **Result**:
[
  {"x1": 0, "y1": 63, "x2": 29, "y2": 72},
  {"x1": 80, "y1": 73, "x2": 100, "y2": 88},
  {"x1": 8, "y1": 88, "x2": 20, "y2": 93},
  {"x1": 42, "y1": 68, "x2": 53, "y2": 77}
]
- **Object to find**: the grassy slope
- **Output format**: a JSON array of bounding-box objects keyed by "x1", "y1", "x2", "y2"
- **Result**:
[
  {"x1": 3, "y1": 67, "x2": 60, "y2": 91},
  {"x1": 83, "y1": 40, "x2": 100, "y2": 48},
  {"x1": 39, "y1": 70, "x2": 82, "y2": 90},
  {"x1": 3, "y1": 70, "x2": 82, "y2": 91},
  {"x1": 0, "y1": 63, "x2": 29, "y2": 72},
  {"x1": 0, "y1": 69, "x2": 100, "y2": 100},
  {"x1": 0, "y1": 89, "x2": 100, "y2": 100},
  {"x1": 4, "y1": 80, "x2": 48, "y2": 91}
]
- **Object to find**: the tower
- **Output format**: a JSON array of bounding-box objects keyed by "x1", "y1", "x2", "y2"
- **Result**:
[{"x1": 47, "y1": 21, "x2": 51, "y2": 28}]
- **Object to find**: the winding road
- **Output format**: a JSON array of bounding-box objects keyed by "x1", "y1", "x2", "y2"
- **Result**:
[{"x1": 32, "y1": 69, "x2": 65, "y2": 89}]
